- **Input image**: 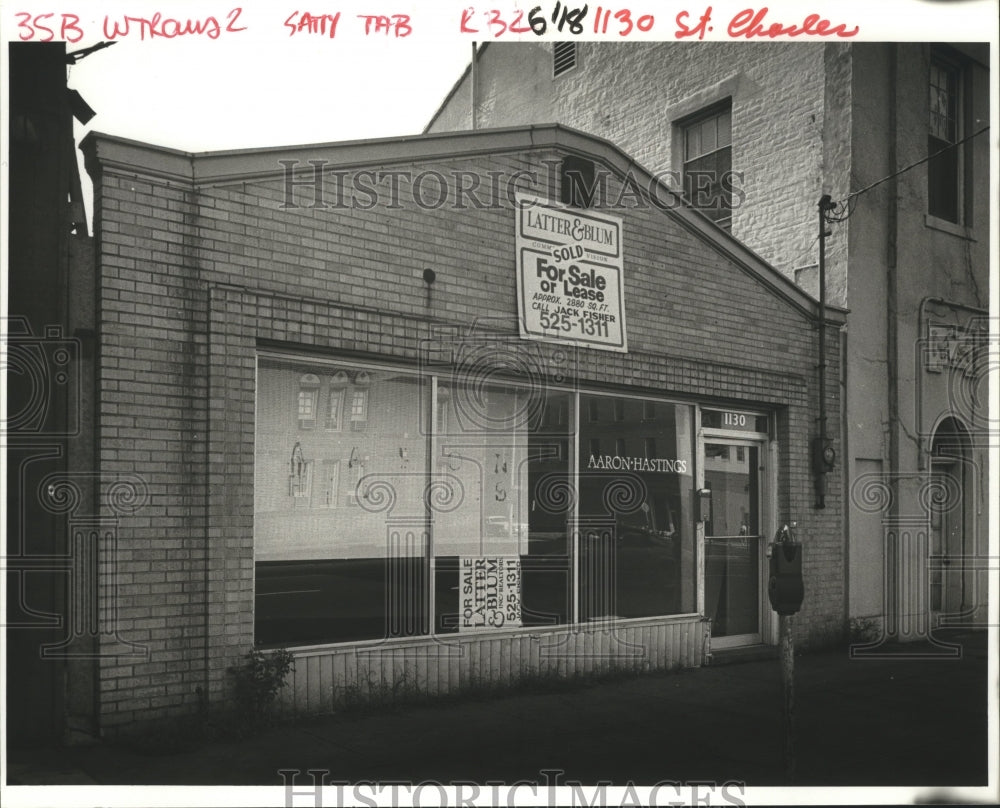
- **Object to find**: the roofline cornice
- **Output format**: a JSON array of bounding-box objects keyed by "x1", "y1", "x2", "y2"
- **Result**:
[{"x1": 80, "y1": 124, "x2": 846, "y2": 325}]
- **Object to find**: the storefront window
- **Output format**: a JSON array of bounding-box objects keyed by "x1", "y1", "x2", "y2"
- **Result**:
[
  {"x1": 433, "y1": 384, "x2": 573, "y2": 632},
  {"x1": 256, "y1": 357, "x2": 428, "y2": 646},
  {"x1": 255, "y1": 355, "x2": 698, "y2": 647},
  {"x1": 578, "y1": 395, "x2": 696, "y2": 620}
]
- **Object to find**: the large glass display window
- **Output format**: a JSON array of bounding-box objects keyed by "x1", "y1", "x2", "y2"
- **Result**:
[
  {"x1": 577, "y1": 394, "x2": 696, "y2": 620},
  {"x1": 433, "y1": 385, "x2": 573, "y2": 632},
  {"x1": 254, "y1": 354, "x2": 700, "y2": 648},
  {"x1": 255, "y1": 357, "x2": 429, "y2": 646}
]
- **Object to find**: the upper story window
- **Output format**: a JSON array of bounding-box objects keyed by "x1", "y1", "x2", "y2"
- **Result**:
[
  {"x1": 928, "y1": 53, "x2": 964, "y2": 224},
  {"x1": 680, "y1": 103, "x2": 733, "y2": 230},
  {"x1": 553, "y1": 42, "x2": 577, "y2": 77}
]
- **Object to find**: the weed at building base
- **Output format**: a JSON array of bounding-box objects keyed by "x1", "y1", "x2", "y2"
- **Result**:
[
  {"x1": 227, "y1": 646, "x2": 296, "y2": 735},
  {"x1": 107, "y1": 646, "x2": 288, "y2": 756},
  {"x1": 847, "y1": 616, "x2": 882, "y2": 646}
]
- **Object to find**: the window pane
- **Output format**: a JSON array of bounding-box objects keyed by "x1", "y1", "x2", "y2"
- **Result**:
[
  {"x1": 578, "y1": 395, "x2": 695, "y2": 619},
  {"x1": 718, "y1": 109, "x2": 732, "y2": 147},
  {"x1": 929, "y1": 62, "x2": 957, "y2": 142},
  {"x1": 682, "y1": 104, "x2": 733, "y2": 228},
  {"x1": 704, "y1": 444, "x2": 758, "y2": 537},
  {"x1": 684, "y1": 148, "x2": 733, "y2": 224},
  {"x1": 704, "y1": 444, "x2": 760, "y2": 637},
  {"x1": 928, "y1": 57, "x2": 961, "y2": 223},
  {"x1": 255, "y1": 358, "x2": 429, "y2": 646},
  {"x1": 685, "y1": 125, "x2": 701, "y2": 160},
  {"x1": 928, "y1": 134, "x2": 960, "y2": 222},
  {"x1": 700, "y1": 117, "x2": 717, "y2": 153},
  {"x1": 434, "y1": 386, "x2": 572, "y2": 632},
  {"x1": 326, "y1": 389, "x2": 344, "y2": 430}
]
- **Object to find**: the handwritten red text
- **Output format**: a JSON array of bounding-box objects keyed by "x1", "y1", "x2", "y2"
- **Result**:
[
  {"x1": 14, "y1": 12, "x2": 84, "y2": 42},
  {"x1": 358, "y1": 14, "x2": 411, "y2": 37},
  {"x1": 594, "y1": 7, "x2": 655, "y2": 36},
  {"x1": 674, "y1": 6, "x2": 712, "y2": 39},
  {"x1": 460, "y1": 4, "x2": 593, "y2": 36},
  {"x1": 102, "y1": 8, "x2": 247, "y2": 40},
  {"x1": 728, "y1": 7, "x2": 859, "y2": 38},
  {"x1": 284, "y1": 11, "x2": 340, "y2": 37}
]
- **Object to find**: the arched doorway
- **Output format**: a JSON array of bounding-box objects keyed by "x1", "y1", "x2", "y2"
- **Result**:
[{"x1": 929, "y1": 417, "x2": 973, "y2": 623}]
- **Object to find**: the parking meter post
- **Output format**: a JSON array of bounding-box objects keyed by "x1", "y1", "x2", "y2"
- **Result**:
[
  {"x1": 781, "y1": 611, "x2": 795, "y2": 782},
  {"x1": 768, "y1": 521, "x2": 799, "y2": 783}
]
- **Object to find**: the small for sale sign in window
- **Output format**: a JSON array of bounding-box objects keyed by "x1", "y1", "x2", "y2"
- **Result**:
[{"x1": 460, "y1": 556, "x2": 522, "y2": 631}]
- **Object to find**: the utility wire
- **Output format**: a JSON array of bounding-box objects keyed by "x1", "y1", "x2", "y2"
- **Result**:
[
  {"x1": 785, "y1": 125, "x2": 989, "y2": 277},
  {"x1": 830, "y1": 125, "x2": 990, "y2": 217},
  {"x1": 787, "y1": 234, "x2": 821, "y2": 269}
]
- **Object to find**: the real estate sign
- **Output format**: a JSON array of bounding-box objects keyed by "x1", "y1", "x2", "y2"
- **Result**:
[
  {"x1": 515, "y1": 193, "x2": 627, "y2": 353},
  {"x1": 460, "y1": 556, "x2": 522, "y2": 631}
]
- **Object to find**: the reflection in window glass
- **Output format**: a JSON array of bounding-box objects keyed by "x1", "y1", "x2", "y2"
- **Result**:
[
  {"x1": 682, "y1": 103, "x2": 734, "y2": 228},
  {"x1": 578, "y1": 395, "x2": 695, "y2": 620},
  {"x1": 298, "y1": 374, "x2": 320, "y2": 428},
  {"x1": 256, "y1": 358, "x2": 428, "y2": 646},
  {"x1": 350, "y1": 389, "x2": 368, "y2": 425},
  {"x1": 434, "y1": 385, "x2": 573, "y2": 632},
  {"x1": 928, "y1": 55, "x2": 961, "y2": 223},
  {"x1": 256, "y1": 357, "x2": 703, "y2": 647},
  {"x1": 326, "y1": 388, "x2": 345, "y2": 431},
  {"x1": 704, "y1": 443, "x2": 760, "y2": 637},
  {"x1": 298, "y1": 390, "x2": 316, "y2": 420}
]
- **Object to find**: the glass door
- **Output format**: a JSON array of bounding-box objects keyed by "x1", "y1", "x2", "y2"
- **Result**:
[{"x1": 703, "y1": 440, "x2": 762, "y2": 647}]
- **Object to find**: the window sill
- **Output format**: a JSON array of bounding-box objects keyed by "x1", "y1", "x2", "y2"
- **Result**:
[
  {"x1": 277, "y1": 613, "x2": 706, "y2": 657},
  {"x1": 925, "y1": 214, "x2": 976, "y2": 241}
]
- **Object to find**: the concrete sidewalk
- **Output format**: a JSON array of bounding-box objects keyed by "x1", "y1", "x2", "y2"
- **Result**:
[{"x1": 7, "y1": 629, "x2": 992, "y2": 789}]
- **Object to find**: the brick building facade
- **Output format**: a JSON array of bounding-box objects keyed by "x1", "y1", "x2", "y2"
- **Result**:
[{"x1": 71, "y1": 124, "x2": 844, "y2": 731}]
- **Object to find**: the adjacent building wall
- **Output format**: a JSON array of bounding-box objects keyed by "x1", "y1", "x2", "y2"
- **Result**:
[
  {"x1": 840, "y1": 42, "x2": 990, "y2": 634},
  {"x1": 428, "y1": 42, "x2": 851, "y2": 306}
]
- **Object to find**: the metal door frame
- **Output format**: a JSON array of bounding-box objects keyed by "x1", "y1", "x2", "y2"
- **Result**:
[{"x1": 698, "y1": 411, "x2": 774, "y2": 649}]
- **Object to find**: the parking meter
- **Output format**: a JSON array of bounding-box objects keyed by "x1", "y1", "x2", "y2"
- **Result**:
[
  {"x1": 695, "y1": 488, "x2": 712, "y2": 523},
  {"x1": 768, "y1": 525, "x2": 804, "y2": 616}
]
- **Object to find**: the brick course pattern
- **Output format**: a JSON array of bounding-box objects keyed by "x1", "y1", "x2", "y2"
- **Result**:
[
  {"x1": 84, "y1": 127, "x2": 843, "y2": 729},
  {"x1": 427, "y1": 42, "x2": 853, "y2": 307}
]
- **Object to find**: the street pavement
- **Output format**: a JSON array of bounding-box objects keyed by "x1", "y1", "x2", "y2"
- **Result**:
[{"x1": 5, "y1": 628, "x2": 993, "y2": 793}]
